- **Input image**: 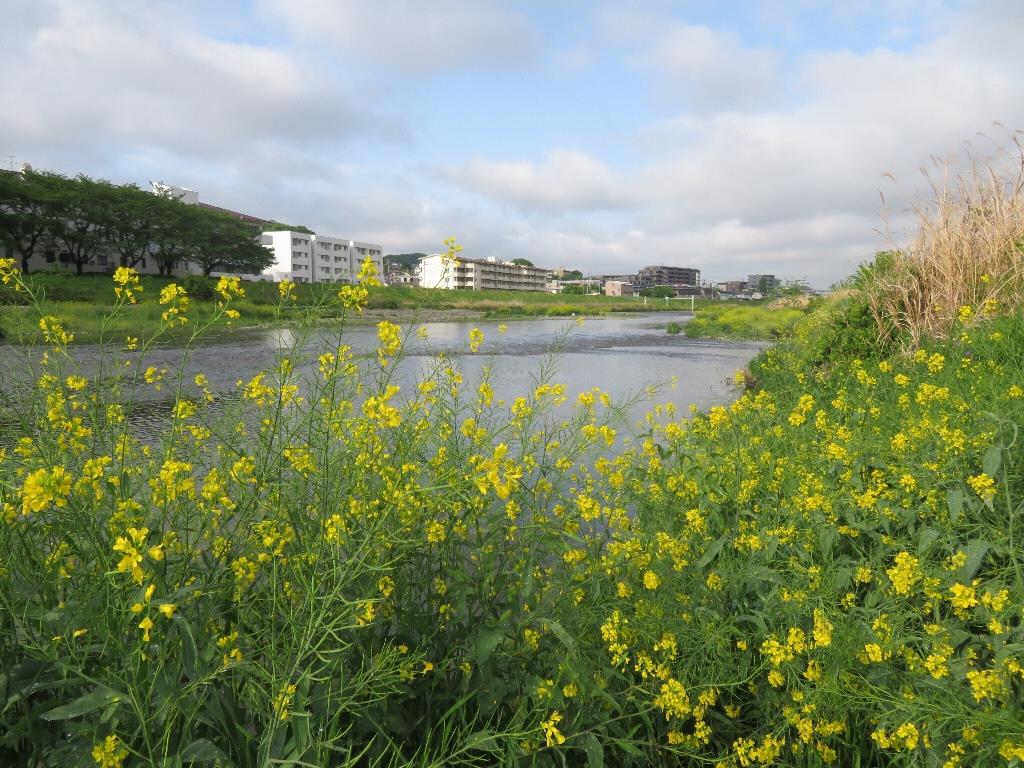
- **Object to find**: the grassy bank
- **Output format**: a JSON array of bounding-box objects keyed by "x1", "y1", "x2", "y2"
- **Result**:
[
  {"x1": 0, "y1": 272, "x2": 670, "y2": 344},
  {"x1": 683, "y1": 299, "x2": 813, "y2": 340}
]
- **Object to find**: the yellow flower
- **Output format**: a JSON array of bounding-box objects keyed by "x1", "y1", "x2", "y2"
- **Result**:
[
  {"x1": 469, "y1": 327, "x2": 485, "y2": 353},
  {"x1": 357, "y1": 255, "x2": 382, "y2": 286},
  {"x1": 967, "y1": 473, "x2": 996, "y2": 502},
  {"x1": 138, "y1": 616, "x2": 154, "y2": 642},
  {"x1": 158, "y1": 603, "x2": 176, "y2": 619},
  {"x1": 541, "y1": 711, "x2": 566, "y2": 747},
  {"x1": 92, "y1": 734, "x2": 129, "y2": 768},
  {"x1": 886, "y1": 551, "x2": 921, "y2": 596},
  {"x1": 38, "y1": 315, "x2": 74, "y2": 345},
  {"x1": 376, "y1": 321, "x2": 402, "y2": 366},
  {"x1": 20, "y1": 466, "x2": 72, "y2": 515},
  {"x1": 215, "y1": 275, "x2": 245, "y2": 301},
  {"x1": 643, "y1": 570, "x2": 660, "y2": 590},
  {"x1": 273, "y1": 683, "x2": 298, "y2": 721}
]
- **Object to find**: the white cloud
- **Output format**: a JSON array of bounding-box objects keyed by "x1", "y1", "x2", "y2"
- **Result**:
[
  {"x1": 256, "y1": 0, "x2": 538, "y2": 73},
  {"x1": 434, "y1": 150, "x2": 637, "y2": 212},
  {"x1": 639, "y1": 24, "x2": 782, "y2": 111},
  {"x1": 0, "y1": 0, "x2": 394, "y2": 164}
]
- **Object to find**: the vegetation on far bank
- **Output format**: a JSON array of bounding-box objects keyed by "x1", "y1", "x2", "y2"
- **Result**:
[
  {"x1": 3, "y1": 142, "x2": 1024, "y2": 766},
  {"x1": 0, "y1": 272, "x2": 682, "y2": 344},
  {"x1": 681, "y1": 300, "x2": 812, "y2": 340}
]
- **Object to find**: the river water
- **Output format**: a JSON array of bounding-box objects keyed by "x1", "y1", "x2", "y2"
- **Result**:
[{"x1": 0, "y1": 312, "x2": 765, "y2": 439}]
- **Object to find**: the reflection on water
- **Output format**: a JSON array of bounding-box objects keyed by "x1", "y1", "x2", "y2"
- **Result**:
[{"x1": 0, "y1": 312, "x2": 766, "y2": 441}]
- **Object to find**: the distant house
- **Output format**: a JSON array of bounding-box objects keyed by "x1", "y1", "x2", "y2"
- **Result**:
[{"x1": 604, "y1": 280, "x2": 634, "y2": 297}]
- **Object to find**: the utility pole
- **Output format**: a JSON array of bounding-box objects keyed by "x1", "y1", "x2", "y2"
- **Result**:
[{"x1": 7, "y1": 155, "x2": 15, "y2": 171}]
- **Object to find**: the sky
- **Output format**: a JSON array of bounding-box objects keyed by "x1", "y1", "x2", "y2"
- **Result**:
[{"x1": 3, "y1": 0, "x2": 1024, "y2": 288}]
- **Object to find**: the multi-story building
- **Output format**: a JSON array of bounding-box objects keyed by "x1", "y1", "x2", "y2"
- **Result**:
[
  {"x1": 418, "y1": 253, "x2": 550, "y2": 291},
  {"x1": 260, "y1": 231, "x2": 384, "y2": 284},
  {"x1": 747, "y1": 274, "x2": 778, "y2": 293},
  {"x1": 636, "y1": 265, "x2": 700, "y2": 287}
]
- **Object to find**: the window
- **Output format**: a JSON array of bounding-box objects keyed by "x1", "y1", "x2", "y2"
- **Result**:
[{"x1": 97, "y1": 254, "x2": 109, "y2": 266}]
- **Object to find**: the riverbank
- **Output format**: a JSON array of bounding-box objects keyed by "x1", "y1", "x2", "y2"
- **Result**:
[{"x1": 0, "y1": 272, "x2": 682, "y2": 344}]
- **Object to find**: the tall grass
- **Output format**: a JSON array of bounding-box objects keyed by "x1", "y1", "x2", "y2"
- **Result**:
[{"x1": 867, "y1": 140, "x2": 1024, "y2": 349}]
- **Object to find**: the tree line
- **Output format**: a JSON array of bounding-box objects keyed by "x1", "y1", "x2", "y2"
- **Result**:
[{"x1": 0, "y1": 169, "x2": 276, "y2": 277}]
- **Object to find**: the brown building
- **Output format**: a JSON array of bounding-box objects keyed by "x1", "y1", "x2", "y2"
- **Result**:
[{"x1": 604, "y1": 280, "x2": 634, "y2": 297}]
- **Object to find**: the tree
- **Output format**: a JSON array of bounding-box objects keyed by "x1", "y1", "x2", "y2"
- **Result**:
[
  {"x1": 187, "y1": 208, "x2": 274, "y2": 277},
  {"x1": 0, "y1": 169, "x2": 63, "y2": 273},
  {"x1": 106, "y1": 184, "x2": 164, "y2": 269},
  {"x1": 46, "y1": 175, "x2": 110, "y2": 275},
  {"x1": 561, "y1": 284, "x2": 586, "y2": 295},
  {"x1": 511, "y1": 257, "x2": 534, "y2": 267},
  {"x1": 149, "y1": 196, "x2": 198, "y2": 277}
]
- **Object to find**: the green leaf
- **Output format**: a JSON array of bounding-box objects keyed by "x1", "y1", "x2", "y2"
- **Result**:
[
  {"x1": 613, "y1": 738, "x2": 643, "y2": 757},
  {"x1": 474, "y1": 627, "x2": 505, "y2": 665},
  {"x1": 982, "y1": 445, "x2": 1002, "y2": 476},
  {"x1": 947, "y1": 488, "x2": 964, "y2": 523},
  {"x1": 546, "y1": 620, "x2": 575, "y2": 652},
  {"x1": 582, "y1": 733, "x2": 603, "y2": 768},
  {"x1": 917, "y1": 527, "x2": 940, "y2": 554},
  {"x1": 41, "y1": 688, "x2": 121, "y2": 720},
  {"x1": 958, "y1": 540, "x2": 990, "y2": 582},
  {"x1": 697, "y1": 536, "x2": 726, "y2": 569},
  {"x1": 180, "y1": 738, "x2": 231, "y2": 764}
]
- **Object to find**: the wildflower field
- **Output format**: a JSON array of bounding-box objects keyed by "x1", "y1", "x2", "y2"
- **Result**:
[{"x1": 3, "y1": 192, "x2": 1024, "y2": 768}]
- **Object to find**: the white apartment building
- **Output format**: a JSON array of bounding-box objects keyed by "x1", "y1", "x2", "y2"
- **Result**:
[
  {"x1": 418, "y1": 254, "x2": 550, "y2": 292},
  {"x1": 260, "y1": 231, "x2": 384, "y2": 284}
]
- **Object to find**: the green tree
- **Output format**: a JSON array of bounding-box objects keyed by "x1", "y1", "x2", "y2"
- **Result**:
[
  {"x1": 149, "y1": 196, "x2": 198, "y2": 277},
  {"x1": 560, "y1": 284, "x2": 586, "y2": 295},
  {"x1": 0, "y1": 169, "x2": 64, "y2": 273},
  {"x1": 511, "y1": 257, "x2": 534, "y2": 267},
  {"x1": 105, "y1": 184, "x2": 165, "y2": 269},
  {"x1": 45, "y1": 175, "x2": 110, "y2": 275},
  {"x1": 187, "y1": 208, "x2": 274, "y2": 277}
]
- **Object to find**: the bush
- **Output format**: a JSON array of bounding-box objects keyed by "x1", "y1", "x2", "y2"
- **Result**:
[
  {"x1": 666, "y1": 322, "x2": 682, "y2": 334},
  {"x1": 180, "y1": 274, "x2": 215, "y2": 301}
]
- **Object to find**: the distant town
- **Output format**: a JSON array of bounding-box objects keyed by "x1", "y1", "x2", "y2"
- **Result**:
[{"x1": 2, "y1": 166, "x2": 813, "y2": 299}]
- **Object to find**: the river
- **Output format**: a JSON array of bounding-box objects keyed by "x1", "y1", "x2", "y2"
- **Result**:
[{"x1": 0, "y1": 312, "x2": 765, "y2": 440}]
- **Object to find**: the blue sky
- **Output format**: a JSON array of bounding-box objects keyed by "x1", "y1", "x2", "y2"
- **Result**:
[{"x1": 4, "y1": 0, "x2": 1022, "y2": 287}]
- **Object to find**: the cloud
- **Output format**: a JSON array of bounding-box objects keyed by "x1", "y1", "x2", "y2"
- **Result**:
[
  {"x1": 639, "y1": 24, "x2": 782, "y2": 111},
  {"x1": 0, "y1": 0, "x2": 396, "y2": 165},
  {"x1": 434, "y1": 150, "x2": 637, "y2": 213},
  {"x1": 256, "y1": 0, "x2": 538, "y2": 74}
]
